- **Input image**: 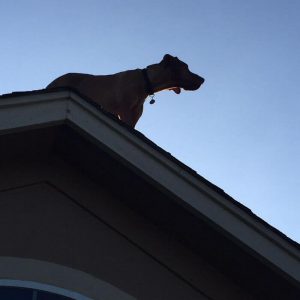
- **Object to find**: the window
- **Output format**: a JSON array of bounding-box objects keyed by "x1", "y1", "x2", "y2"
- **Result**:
[{"x1": 0, "y1": 286, "x2": 72, "y2": 300}]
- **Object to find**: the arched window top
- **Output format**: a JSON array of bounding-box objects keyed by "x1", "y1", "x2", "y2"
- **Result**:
[
  {"x1": 0, "y1": 279, "x2": 91, "y2": 300},
  {"x1": 0, "y1": 286, "x2": 72, "y2": 299},
  {"x1": 0, "y1": 257, "x2": 136, "y2": 300}
]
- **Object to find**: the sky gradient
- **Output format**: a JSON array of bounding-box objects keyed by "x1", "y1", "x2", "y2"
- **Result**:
[{"x1": 1, "y1": 1, "x2": 299, "y2": 242}]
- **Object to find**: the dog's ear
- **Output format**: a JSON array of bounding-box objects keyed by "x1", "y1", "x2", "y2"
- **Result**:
[{"x1": 161, "y1": 54, "x2": 174, "y2": 67}]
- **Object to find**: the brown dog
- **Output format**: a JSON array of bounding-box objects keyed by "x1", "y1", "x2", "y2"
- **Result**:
[{"x1": 47, "y1": 54, "x2": 204, "y2": 127}]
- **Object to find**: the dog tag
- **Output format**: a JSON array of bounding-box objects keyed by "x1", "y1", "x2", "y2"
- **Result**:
[{"x1": 149, "y1": 94, "x2": 155, "y2": 104}]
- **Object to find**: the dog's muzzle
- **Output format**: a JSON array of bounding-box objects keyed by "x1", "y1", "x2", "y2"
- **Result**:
[{"x1": 184, "y1": 74, "x2": 205, "y2": 91}]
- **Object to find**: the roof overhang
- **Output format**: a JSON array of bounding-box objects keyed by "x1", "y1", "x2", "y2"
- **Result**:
[{"x1": 0, "y1": 89, "x2": 299, "y2": 295}]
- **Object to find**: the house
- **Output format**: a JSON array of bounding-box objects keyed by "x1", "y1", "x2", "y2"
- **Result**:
[{"x1": 0, "y1": 88, "x2": 299, "y2": 299}]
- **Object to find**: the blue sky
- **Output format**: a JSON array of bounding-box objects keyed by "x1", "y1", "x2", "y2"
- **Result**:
[{"x1": 1, "y1": 1, "x2": 299, "y2": 242}]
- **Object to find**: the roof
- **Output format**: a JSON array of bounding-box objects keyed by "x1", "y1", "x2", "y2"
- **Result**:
[
  {"x1": 1, "y1": 88, "x2": 298, "y2": 247},
  {"x1": 0, "y1": 88, "x2": 299, "y2": 297}
]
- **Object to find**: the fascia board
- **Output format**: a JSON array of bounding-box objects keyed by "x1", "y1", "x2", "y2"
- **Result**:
[
  {"x1": 0, "y1": 92, "x2": 70, "y2": 132},
  {"x1": 67, "y1": 92, "x2": 300, "y2": 284},
  {"x1": 0, "y1": 90, "x2": 299, "y2": 283}
]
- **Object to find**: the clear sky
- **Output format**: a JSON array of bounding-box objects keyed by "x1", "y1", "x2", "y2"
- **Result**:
[{"x1": 1, "y1": 1, "x2": 299, "y2": 242}]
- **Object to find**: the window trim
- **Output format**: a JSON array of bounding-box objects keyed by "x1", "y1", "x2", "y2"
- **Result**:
[
  {"x1": 0, "y1": 279, "x2": 90, "y2": 299},
  {"x1": 0, "y1": 257, "x2": 136, "y2": 300}
]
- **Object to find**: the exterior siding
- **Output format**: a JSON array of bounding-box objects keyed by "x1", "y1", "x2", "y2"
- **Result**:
[{"x1": 0, "y1": 158, "x2": 253, "y2": 300}]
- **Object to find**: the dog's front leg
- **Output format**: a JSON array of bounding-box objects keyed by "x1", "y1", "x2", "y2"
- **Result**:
[{"x1": 119, "y1": 105, "x2": 143, "y2": 128}]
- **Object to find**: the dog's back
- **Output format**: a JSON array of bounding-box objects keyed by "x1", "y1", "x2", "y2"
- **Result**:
[{"x1": 47, "y1": 73, "x2": 93, "y2": 90}]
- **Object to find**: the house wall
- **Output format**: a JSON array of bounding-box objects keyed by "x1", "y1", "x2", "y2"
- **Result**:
[{"x1": 0, "y1": 157, "x2": 253, "y2": 300}]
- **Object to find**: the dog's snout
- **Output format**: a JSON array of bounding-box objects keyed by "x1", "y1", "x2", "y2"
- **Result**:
[
  {"x1": 182, "y1": 72, "x2": 205, "y2": 91},
  {"x1": 199, "y1": 76, "x2": 205, "y2": 85},
  {"x1": 192, "y1": 74, "x2": 205, "y2": 90}
]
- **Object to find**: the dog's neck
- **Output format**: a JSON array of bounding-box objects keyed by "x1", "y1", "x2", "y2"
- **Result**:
[
  {"x1": 143, "y1": 64, "x2": 178, "y2": 95},
  {"x1": 141, "y1": 68, "x2": 154, "y2": 95}
]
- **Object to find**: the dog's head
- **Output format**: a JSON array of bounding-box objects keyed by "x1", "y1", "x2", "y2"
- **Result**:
[{"x1": 160, "y1": 54, "x2": 204, "y2": 94}]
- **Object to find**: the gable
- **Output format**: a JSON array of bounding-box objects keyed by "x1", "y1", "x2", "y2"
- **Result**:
[{"x1": 0, "y1": 89, "x2": 299, "y2": 298}]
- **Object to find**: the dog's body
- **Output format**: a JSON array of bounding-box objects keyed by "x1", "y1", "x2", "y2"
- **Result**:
[{"x1": 47, "y1": 54, "x2": 204, "y2": 127}]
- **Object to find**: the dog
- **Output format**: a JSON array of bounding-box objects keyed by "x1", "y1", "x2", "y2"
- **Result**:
[{"x1": 46, "y1": 54, "x2": 204, "y2": 128}]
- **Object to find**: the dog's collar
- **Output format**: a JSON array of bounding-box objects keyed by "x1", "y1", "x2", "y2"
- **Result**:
[{"x1": 142, "y1": 68, "x2": 154, "y2": 96}]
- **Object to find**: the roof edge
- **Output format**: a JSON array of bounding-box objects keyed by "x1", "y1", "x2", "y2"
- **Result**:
[{"x1": 0, "y1": 88, "x2": 299, "y2": 284}]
